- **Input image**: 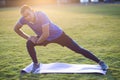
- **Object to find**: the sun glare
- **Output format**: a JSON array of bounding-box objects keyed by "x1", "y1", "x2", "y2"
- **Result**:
[{"x1": 25, "y1": 0, "x2": 56, "y2": 5}]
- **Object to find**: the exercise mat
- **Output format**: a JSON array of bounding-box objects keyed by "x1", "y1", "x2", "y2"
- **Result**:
[{"x1": 21, "y1": 62, "x2": 107, "y2": 75}]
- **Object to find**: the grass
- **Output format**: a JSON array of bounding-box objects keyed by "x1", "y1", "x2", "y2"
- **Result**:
[{"x1": 0, "y1": 3, "x2": 120, "y2": 80}]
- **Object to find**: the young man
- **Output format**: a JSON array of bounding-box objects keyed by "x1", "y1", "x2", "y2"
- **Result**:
[{"x1": 14, "y1": 5, "x2": 108, "y2": 73}]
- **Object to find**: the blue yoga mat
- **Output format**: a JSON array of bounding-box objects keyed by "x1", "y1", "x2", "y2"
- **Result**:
[{"x1": 22, "y1": 62, "x2": 107, "y2": 75}]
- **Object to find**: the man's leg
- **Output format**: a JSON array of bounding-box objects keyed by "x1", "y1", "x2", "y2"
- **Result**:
[
  {"x1": 65, "y1": 39, "x2": 100, "y2": 63},
  {"x1": 55, "y1": 33, "x2": 101, "y2": 63},
  {"x1": 26, "y1": 40, "x2": 40, "y2": 73},
  {"x1": 26, "y1": 40, "x2": 38, "y2": 63},
  {"x1": 59, "y1": 34, "x2": 108, "y2": 70}
]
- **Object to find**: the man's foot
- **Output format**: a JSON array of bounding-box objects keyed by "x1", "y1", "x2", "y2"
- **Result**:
[
  {"x1": 31, "y1": 63, "x2": 40, "y2": 73},
  {"x1": 99, "y1": 61, "x2": 108, "y2": 71}
]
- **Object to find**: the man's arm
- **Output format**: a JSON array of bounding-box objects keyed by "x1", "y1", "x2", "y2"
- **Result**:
[
  {"x1": 36, "y1": 23, "x2": 49, "y2": 44},
  {"x1": 14, "y1": 23, "x2": 30, "y2": 40}
]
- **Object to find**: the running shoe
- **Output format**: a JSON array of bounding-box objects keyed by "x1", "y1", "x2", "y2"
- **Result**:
[
  {"x1": 99, "y1": 61, "x2": 108, "y2": 71},
  {"x1": 31, "y1": 63, "x2": 40, "y2": 73}
]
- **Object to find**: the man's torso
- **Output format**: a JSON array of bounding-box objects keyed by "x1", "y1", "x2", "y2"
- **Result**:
[{"x1": 18, "y1": 11, "x2": 63, "y2": 41}]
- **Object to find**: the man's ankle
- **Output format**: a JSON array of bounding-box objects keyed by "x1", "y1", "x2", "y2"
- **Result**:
[
  {"x1": 99, "y1": 61, "x2": 105, "y2": 64},
  {"x1": 33, "y1": 62, "x2": 39, "y2": 65}
]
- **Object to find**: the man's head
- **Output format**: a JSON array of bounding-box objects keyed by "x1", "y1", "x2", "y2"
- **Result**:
[{"x1": 20, "y1": 5, "x2": 35, "y2": 22}]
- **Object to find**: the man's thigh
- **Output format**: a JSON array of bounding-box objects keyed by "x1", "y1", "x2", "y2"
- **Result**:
[{"x1": 35, "y1": 40, "x2": 50, "y2": 46}]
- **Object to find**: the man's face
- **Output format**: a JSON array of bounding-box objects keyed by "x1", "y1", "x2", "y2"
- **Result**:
[{"x1": 21, "y1": 9, "x2": 34, "y2": 22}]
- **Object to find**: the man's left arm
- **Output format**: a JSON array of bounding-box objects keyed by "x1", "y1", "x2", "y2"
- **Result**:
[{"x1": 36, "y1": 23, "x2": 49, "y2": 44}]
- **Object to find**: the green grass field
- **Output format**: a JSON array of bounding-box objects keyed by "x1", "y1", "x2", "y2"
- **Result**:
[{"x1": 0, "y1": 4, "x2": 120, "y2": 80}]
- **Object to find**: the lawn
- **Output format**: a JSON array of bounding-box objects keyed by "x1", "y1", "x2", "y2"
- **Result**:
[{"x1": 0, "y1": 3, "x2": 120, "y2": 80}]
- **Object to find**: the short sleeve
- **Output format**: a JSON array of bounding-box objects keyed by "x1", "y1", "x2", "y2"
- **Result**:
[
  {"x1": 40, "y1": 12, "x2": 50, "y2": 26},
  {"x1": 17, "y1": 17, "x2": 27, "y2": 25}
]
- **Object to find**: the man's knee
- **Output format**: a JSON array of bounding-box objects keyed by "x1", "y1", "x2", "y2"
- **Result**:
[{"x1": 26, "y1": 40, "x2": 35, "y2": 47}]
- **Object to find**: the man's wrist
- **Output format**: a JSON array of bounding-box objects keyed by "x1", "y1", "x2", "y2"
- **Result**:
[{"x1": 36, "y1": 40, "x2": 40, "y2": 44}]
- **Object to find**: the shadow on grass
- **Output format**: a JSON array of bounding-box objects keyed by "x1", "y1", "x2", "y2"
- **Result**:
[
  {"x1": 19, "y1": 73, "x2": 40, "y2": 80},
  {"x1": 19, "y1": 72, "x2": 112, "y2": 80},
  {"x1": 107, "y1": 68, "x2": 120, "y2": 80}
]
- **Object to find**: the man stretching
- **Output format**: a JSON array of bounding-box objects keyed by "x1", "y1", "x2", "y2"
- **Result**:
[{"x1": 14, "y1": 5, "x2": 108, "y2": 73}]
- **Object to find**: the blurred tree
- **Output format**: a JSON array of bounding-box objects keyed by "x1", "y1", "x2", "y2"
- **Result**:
[{"x1": 0, "y1": 0, "x2": 6, "y2": 7}]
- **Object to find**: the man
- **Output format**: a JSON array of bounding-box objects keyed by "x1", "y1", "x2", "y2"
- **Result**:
[{"x1": 14, "y1": 5, "x2": 108, "y2": 73}]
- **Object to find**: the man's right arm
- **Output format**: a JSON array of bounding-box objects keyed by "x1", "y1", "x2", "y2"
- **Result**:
[{"x1": 14, "y1": 23, "x2": 30, "y2": 40}]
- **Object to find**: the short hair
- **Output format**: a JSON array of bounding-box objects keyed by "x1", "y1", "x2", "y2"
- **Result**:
[{"x1": 20, "y1": 5, "x2": 33, "y2": 14}]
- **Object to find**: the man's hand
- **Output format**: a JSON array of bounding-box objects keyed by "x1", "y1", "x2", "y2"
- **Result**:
[{"x1": 28, "y1": 36, "x2": 38, "y2": 44}]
